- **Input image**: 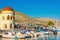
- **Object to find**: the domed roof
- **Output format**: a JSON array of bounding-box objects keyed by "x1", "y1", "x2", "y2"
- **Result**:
[{"x1": 2, "y1": 7, "x2": 13, "y2": 11}]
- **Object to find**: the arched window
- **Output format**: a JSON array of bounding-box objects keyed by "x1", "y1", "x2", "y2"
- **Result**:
[
  {"x1": 10, "y1": 24, "x2": 12, "y2": 28},
  {"x1": 3, "y1": 16, "x2": 4, "y2": 20},
  {"x1": 7, "y1": 15, "x2": 9, "y2": 20},
  {"x1": 5, "y1": 24, "x2": 7, "y2": 29},
  {"x1": 11, "y1": 16, "x2": 13, "y2": 20}
]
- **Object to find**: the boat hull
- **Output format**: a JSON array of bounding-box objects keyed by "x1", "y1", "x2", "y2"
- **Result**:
[{"x1": 2, "y1": 34, "x2": 25, "y2": 39}]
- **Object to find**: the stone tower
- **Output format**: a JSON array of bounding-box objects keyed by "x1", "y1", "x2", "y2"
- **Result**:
[{"x1": 0, "y1": 7, "x2": 15, "y2": 30}]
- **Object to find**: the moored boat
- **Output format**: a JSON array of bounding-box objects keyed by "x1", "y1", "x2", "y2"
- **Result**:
[{"x1": 2, "y1": 32, "x2": 26, "y2": 39}]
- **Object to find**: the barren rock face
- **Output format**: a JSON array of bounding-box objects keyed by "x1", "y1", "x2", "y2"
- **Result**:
[{"x1": 12, "y1": 12, "x2": 60, "y2": 27}]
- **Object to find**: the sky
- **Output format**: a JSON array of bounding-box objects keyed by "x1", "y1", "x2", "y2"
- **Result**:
[{"x1": 0, "y1": 0, "x2": 60, "y2": 20}]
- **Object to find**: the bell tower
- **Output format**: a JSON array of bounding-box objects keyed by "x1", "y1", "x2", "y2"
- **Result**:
[{"x1": 0, "y1": 7, "x2": 15, "y2": 30}]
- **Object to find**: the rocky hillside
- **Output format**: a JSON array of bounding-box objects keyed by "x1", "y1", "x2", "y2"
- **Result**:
[
  {"x1": 15, "y1": 12, "x2": 31, "y2": 22},
  {"x1": 15, "y1": 12, "x2": 39, "y2": 23},
  {"x1": 15, "y1": 12, "x2": 60, "y2": 27}
]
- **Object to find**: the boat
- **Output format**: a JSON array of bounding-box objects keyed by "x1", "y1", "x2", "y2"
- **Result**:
[
  {"x1": 2, "y1": 31, "x2": 33, "y2": 39},
  {"x1": 30, "y1": 31, "x2": 44, "y2": 37},
  {"x1": 2, "y1": 32, "x2": 26, "y2": 39},
  {"x1": 2, "y1": 30, "x2": 44, "y2": 38}
]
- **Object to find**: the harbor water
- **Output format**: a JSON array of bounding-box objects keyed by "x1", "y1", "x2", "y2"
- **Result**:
[{"x1": 0, "y1": 34, "x2": 60, "y2": 40}]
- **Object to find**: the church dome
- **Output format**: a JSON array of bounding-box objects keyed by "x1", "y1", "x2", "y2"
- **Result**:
[{"x1": 2, "y1": 7, "x2": 13, "y2": 11}]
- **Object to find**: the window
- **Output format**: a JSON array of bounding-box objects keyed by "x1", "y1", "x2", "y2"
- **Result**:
[
  {"x1": 5, "y1": 24, "x2": 7, "y2": 29},
  {"x1": 10, "y1": 24, "x2": 12, "y2": 28},
  {"x1": 7, "y1": 15, "x2": 9, "y2": 20},
  {"x1": 11, "y1": 16, "x2": 13, "y2": 20},
  {"x1": 3, "y1": 16, "x2": 4, "y2": 20}
]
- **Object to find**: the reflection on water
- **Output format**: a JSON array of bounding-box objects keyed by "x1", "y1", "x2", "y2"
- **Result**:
[
  {"x1": 0, "y1": 35, "x2": 60, "y2": 40},
  {"x1": 0, "y1": 38, "x2": 25, "y2": 40},
  {"x1": 0, "y1": 38, "x2": 44, "y2": 40}
]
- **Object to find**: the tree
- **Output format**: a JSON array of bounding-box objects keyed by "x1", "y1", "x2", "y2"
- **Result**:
[{"x1": 47, "y1": 21, "x2": 54, "y2": 26}]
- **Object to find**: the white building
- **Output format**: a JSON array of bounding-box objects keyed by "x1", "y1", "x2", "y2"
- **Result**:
[{"x1": 0, "y1": 7, "x2": 15, "y2": 30}]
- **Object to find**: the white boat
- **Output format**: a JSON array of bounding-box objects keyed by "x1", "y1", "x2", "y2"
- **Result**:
[
  {"x1": 26, "y1": 31, "x2": 34, "y2": 38},
  {"x1": 30, "y1": 31, "x2": 44, "y2": 37},
  {"x1": 43, "y1": 31, "x2": 53, "y2": 35},
  {"x1": 44, "y1": 32, "x2": 49, "y2": 35},
  {"x1": 2, "y1": 32, "x2": 26, "y2": 39},
  {"x1": 2, "y1": 31, "x2": 44, "y2": 38}
]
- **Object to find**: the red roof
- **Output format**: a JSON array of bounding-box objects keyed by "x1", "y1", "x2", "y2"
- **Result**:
[{"x1": 2, "y1": 7, "x2": 13, "y2": 11}]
